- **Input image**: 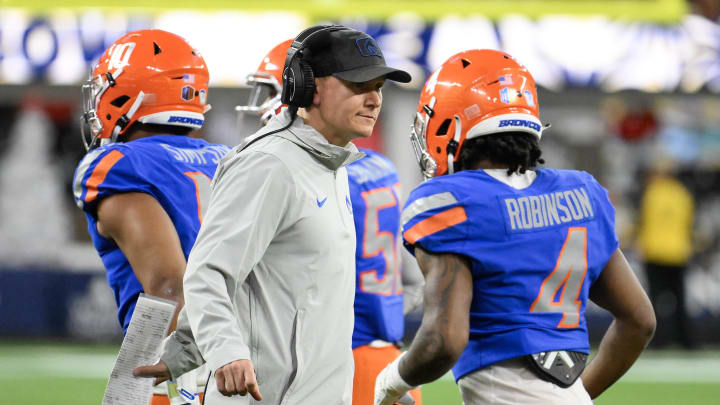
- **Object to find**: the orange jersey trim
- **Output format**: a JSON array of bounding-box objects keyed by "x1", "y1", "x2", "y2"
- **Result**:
[
  {"x1": 403, "y1": 206, "x2": 467, "y2": 244},
  {"x1": 84, "y1": 150, "x2": 125, "y2": 203}
]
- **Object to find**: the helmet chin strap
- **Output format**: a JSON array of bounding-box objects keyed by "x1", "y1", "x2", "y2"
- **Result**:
[
  {"x1": 446, "y1": 115, "x2": 462, "y2": 175},
  {"x1": 111, "y1": 90, "x2": 145, "y2": 142}
]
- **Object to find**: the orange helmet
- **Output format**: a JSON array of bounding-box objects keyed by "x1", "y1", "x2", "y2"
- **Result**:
[
  {"x1": 236, "y1": 39, "x2": 292, "y2": 125},
  {"x1": 410, "y1": 49, "x2": 544, "y2": 179},
  {"x1": 81, "y1": 29, "x2": 209, "y2": 150}
]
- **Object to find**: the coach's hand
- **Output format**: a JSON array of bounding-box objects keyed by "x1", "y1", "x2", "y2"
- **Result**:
[
  {"x1": 215, "y1": 359, "x2": 263, "y2": 400},
  {"x1": 133, "y1": 360, "x2": 171, "y2": 385}
]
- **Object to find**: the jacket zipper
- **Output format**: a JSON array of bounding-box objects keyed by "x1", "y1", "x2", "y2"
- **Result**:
[{"x1": 279, "y1": 310, "x2": 303, "y2": 404}]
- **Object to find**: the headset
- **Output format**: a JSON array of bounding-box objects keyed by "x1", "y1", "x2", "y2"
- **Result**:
[
  {"x1": 281, "y1": 24, "x2": 348, "y2": 111},
  {"x1": 237, "y1": 24, "x2": 349, "y2": 154}
]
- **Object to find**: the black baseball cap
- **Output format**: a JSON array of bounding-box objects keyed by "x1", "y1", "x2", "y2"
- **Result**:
[{"x1": 307, "y1": 26, "x2": 411, "y2": 84}]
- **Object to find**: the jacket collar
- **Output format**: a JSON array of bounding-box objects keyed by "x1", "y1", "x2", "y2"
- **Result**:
[{"x1": 241, "y1": 109, "x2": 365, "y2": 171}]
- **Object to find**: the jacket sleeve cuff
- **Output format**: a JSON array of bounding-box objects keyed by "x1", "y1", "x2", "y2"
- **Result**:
[
  {"x1": 161, "y1": 331, "x2": 205, "y2": 380},
  {"x1": 206, "y1": 344, "x2": 252, "y2": 375}
]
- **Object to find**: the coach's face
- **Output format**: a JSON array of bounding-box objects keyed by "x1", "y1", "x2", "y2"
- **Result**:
[{"x1": 314, "y1": 75, "x2": 384, "y2": 145}]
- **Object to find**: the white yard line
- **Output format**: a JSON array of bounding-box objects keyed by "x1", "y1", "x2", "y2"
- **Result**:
[
  {"x1": 2, "y1": 347, "x2": 720, "y2": 384},
  {"x1": 0, "y1": 351, "x2": 116, "y2": 379},
  {"x1": 621, "y1": 358, "x2": 720, "y2": 383}
]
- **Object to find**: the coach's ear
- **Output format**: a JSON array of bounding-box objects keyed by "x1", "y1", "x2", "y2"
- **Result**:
[{"x1": 312, "y1": 77, "x2": 325, "y2": 106}]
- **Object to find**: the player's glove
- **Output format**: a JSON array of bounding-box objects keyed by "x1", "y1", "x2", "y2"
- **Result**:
[{"x1": 374, "y1": 352, "x2": 416, "y2": 405}]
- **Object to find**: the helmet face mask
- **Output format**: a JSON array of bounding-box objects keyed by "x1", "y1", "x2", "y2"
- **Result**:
[
  {"x1": 79, "y1": 29, "x2": 209, "y2": 151},
  {"x1": 80, "y1": 75, "x2": 102, "y2": 150},
  {"x1": 413, "y1": 49, "x2": 544, "y2": 179},
  {"x1": 410, "y1": 102, "x2": 438, "y2": 180},
  {"x1": 236, "y1": 39, "x2": 292, "y2": 128},
  {"x1": 81, "y1": 71, "x2": 119, "y2": 150},
  {"x1": 237, "y1": 72, "x2": 283, "y2": 126}
]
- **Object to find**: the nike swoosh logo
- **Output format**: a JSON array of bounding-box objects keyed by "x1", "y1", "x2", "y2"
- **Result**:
[{"x1": 317, "y1": 196, "x2": 328, "y2": 207}]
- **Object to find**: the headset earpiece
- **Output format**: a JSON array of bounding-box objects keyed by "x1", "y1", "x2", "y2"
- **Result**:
[
  {"x1": 297, "y1": 59, "x2": 316, "y2": 107},
  {"x1": 281, "y1": 24, "x2": 346, "y2": 109},
  {"x1": 281, "y1": 46, "x2": 316, "y2": 108}
]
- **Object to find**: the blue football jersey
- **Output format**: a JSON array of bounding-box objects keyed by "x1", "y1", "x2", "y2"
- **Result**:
[
  {"x1": 348, "y1": 148, "x2": 405, "y2": 348},
  {"x1": 73, "y1": 135, "x2": 230, "y2": 332},
  {"x1": 401, "y1": 168, "x2": 618, "y2": 381}
]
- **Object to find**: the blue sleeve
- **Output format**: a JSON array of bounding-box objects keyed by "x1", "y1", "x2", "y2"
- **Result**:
[
  {"x1": 401, "y1": 179, "x2": 469, "y2": 256},
  {"x1": 73, "y1": 146, "x2": 156, "y2": 217},
  {"x1": 584, "y1": 172, "x2": 620, "y2": 262}
]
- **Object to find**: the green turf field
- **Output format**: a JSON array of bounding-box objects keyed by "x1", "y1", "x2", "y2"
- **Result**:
[{"x1": 1, "y1": 342, "x2": 718, "y2": 404}]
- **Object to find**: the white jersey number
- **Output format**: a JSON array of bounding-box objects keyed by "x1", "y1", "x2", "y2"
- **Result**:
[
  {"x1": 184, "y1": 171, "x2": 212, "y2": 223},
  {"x1": 359, "y1": 186, "x2": 403, "y2": 296},
  {"x1": 107, "y1": 42, "x2": 136, "y2": 71}
]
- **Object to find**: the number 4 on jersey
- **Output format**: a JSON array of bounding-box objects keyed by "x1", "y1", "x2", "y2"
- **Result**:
[{"x1": 530, "y1": 227, "x2": 588, "y2": 328}]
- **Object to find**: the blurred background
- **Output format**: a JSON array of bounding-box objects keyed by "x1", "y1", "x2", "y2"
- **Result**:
[{"x1": 0, "y1": 0, "x2": 719, "y2": 404}]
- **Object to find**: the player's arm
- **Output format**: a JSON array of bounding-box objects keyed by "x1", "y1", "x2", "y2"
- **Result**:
[
  {"x1": 582, "y1": 248, "x2": 656, "y2": 398},
  {"x1": 375, "y1": 246, "x2": 472, "y2": 405},
  {"x1": 96, "y1": 192, "x2": 185, "y2": 332},
  {"x1": 400, "y1": 246, "x2": 473, "y2": 384}
]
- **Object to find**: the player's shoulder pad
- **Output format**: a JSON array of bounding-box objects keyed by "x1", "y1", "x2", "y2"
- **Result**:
[
  {"x1": 550, "y1": 168, "x2": 596, "y2": 184},
  {"x1": 73, "y1": 143, "x2": 131, "y2": 188},
  {"x1": 347, "y1": 148, "x2": 399, "y2": 185},
  {"x1": 572, "y1": 170, "x2": 609, "y2": 196},
  {"x1": 401, "y1": 178, "x2": 468, "y2": 241},
  {"x1": 552, "y1": 169, "x2": 616, "y2": 222},
  {"x1": 72, "y1": 143, "x2": 142, "y2": 211},
  {"x1": 402, "y1": 178, "x2": 458, "y2": 222}
]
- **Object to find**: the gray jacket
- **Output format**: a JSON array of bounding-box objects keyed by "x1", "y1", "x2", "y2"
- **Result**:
[{"x1": 167, "y1": 110, "x2": 363, "y2": 404}]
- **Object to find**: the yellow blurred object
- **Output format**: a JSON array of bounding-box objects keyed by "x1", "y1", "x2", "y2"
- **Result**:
[
  {"x1": 0, "y1": 0, "x2": 689, "y2": 22},
  {"x1": 637, "y1": 175, "x2": 694, "y2": 265}
]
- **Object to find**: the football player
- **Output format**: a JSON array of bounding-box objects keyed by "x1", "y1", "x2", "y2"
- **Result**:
[
  {"x1": 236, "y1": 38, "x2": 424, "y2": 405},
  {"x1": 375, "y1": 49, "x2": 656, "y2": 404},
  {"x1": 235, "y1": 38, "x2": 292, "y2": 127},
  {"x1": 72, "y1": 29, "x2": 229, "y2": 405},
  {"x1": 346, "y1": 149, "x2": 423, "y2": 405}
]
